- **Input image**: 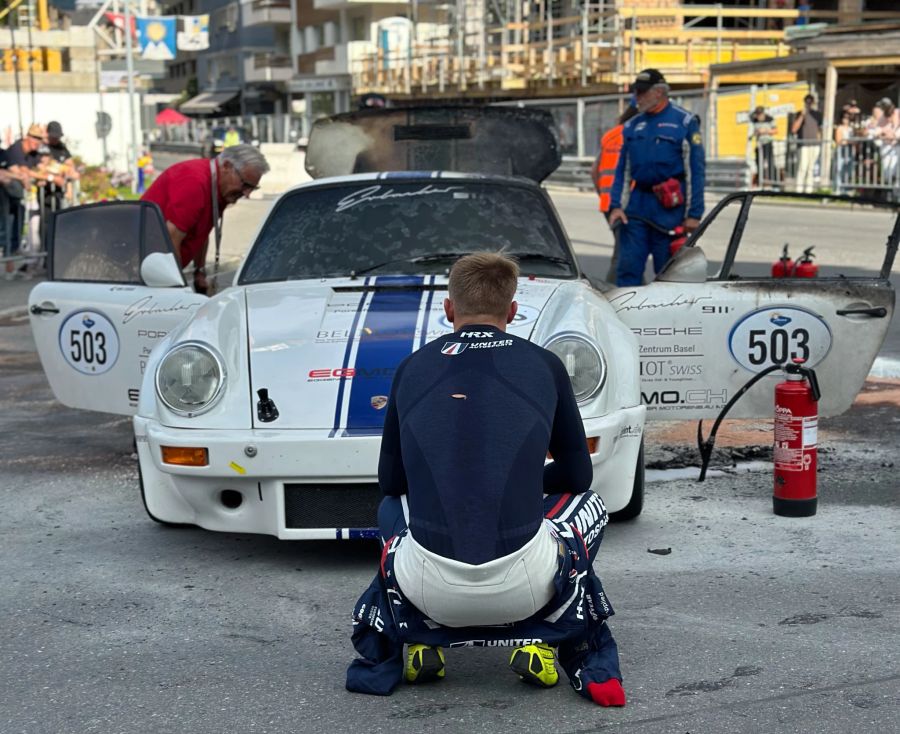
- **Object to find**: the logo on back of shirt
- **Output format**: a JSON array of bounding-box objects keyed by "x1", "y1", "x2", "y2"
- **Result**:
[
  {"x1": 441, "y1": 342, "x2": 468, "y2": 355},
  {"x1": 459, "y1": 331, "x2": 495, "y2": 338}
]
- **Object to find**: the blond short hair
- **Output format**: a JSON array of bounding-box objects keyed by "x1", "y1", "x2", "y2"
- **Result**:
[{"x1": 448, "y1": 252, "x2": 519, "y2": 318}]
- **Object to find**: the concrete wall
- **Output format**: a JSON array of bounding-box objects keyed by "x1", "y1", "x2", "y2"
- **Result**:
[{"x1": 1, "y1": 90, "x2": 142, "y2": 171}]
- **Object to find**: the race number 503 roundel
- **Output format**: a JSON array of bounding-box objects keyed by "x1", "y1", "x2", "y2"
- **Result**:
[
  {"x1": 58, "y1": 310, "x2": 120, "y2": 375},
  {"x1": 728, "y1": 306, "x2": 832, "y2": 372}
]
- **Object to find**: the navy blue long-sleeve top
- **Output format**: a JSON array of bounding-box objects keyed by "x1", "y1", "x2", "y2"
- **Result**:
[{"x1": 378, "y1": 325, "x2": 593, "y2": 565}]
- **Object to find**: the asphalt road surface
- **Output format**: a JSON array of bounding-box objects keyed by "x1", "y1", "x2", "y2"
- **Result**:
[{"x1": 1, "y1": 192, "x2": 898, "y2": 733}]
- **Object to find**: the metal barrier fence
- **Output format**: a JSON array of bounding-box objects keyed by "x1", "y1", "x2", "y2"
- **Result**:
[
  {"x1": 1, "y1": 183, "x2": 78, "y2": 274},
  {"x1": 833, "y1": 138, "x2": 900, "y2": 198},
  {"x1": 151, "y1": 114, "x2": 305, "y2": 148},
  {"x1": 752, "y1": 138, "x2": 900, "y2": 200}
]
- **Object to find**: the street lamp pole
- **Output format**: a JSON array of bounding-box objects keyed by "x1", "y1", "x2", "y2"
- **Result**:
[{"x1": 124, "y1": 0, "x2": 138, "y2": 193}]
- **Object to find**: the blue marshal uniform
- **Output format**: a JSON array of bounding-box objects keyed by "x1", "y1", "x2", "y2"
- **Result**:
[{"x1": 609, "y1": 100, "x2": 706, "y2": 286}]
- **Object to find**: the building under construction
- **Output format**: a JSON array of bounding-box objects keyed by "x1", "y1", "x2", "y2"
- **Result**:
[{"x1": 350, "y1": 0, "x2": 898, "y2": 100}]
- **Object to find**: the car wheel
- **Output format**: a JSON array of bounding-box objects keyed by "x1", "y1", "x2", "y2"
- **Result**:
[
  {"x1": 138, "y1": 463, "x2": 193, "y2": 528},
  {"x1": 610, "y1": 440, "x2": 644, "y2": 522}
]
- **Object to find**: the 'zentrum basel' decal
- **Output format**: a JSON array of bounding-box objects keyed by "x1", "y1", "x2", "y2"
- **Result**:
[
  {"x1": 58, "y1": 310, "x2": 120, "y2": 375},
  {"x1": 728, "y1": 306, "x2": 831, "y2": 373}
]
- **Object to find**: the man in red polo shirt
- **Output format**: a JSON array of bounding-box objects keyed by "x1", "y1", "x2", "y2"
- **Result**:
[{"x1": 142, "y1": 144, "x2": 269, "y2": 293}]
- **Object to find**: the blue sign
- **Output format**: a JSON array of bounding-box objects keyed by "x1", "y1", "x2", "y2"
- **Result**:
[{"x1": 137, "y1": 16, "x2": 176, "y2": 60}]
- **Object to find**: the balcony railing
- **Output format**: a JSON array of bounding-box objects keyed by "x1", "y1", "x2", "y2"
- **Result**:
[
  {"x1": 244, "y1": 52, "x2": 293, "y2": 82},
  {"x1": 241, "y1": 0, "x2": 291, "y2": 27}
]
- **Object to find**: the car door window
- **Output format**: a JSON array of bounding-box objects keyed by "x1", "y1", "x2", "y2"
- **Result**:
[
  {"x1": 50, "y1": 201, "x2": 178, "y2": 285},
  {"x1": 734, "y1": 200, "x2": 896, "y2": 280},
  {"x1": 687, "y1": 192, "x2": 898, "y2": 281}
]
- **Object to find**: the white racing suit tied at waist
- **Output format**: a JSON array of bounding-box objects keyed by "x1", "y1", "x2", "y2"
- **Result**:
[{"x1": 393, "y1": 520, "x2": 559, "y2": 628}]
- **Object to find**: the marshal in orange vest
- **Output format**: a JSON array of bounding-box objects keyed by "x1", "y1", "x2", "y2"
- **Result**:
[{"x1": 594, "y1": 124, "x2": 624, "y2": 213}]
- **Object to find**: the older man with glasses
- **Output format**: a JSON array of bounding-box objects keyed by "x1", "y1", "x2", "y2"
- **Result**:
[{"x1": 141, "y1": 144, "x2": 269, "y2": 294}]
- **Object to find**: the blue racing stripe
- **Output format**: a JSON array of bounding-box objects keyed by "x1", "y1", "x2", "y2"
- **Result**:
[
  {"x1": 344, "y1": 275, "x2": 425, "y2": 437},
  {"x1": 329, "y1": 277, "x2": 371, "y2": 438},
  {"x1": 418, "y1": 275, "x2": 436, "y2": 350},
  {"x1": 349, "y1": 528, "x2": 381, "y2": 540}
]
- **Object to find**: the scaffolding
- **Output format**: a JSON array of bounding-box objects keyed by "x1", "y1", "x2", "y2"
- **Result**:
[{"x1": 351, "y1": 1, "x2": 899, "y2": 100}]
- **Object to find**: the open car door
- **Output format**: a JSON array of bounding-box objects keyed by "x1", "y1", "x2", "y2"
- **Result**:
[
  {"x1": 608, "y1": 192, "x2": 897, "y2": 420},
  {"x1": 29, "y1": 201, "x2": 207, "y2": 415}
]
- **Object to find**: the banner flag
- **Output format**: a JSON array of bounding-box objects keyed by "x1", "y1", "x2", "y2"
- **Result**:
[
  {"x1": 103, "y1": 13, "x2": 137, "y2": 39},
  {"x1": 177, "y1": 15, "x2": 210, "y2": 51},
  {"x1": 136, "y1": 16, "x2": 177, "y2": 60}
]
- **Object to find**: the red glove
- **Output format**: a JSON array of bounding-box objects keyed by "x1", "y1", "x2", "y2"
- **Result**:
[{"x1": 587, "y1": 678, "x2": 626, "y2": 707}]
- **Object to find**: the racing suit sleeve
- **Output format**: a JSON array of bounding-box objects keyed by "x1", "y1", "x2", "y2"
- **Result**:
[
  {"x1": 686, "y1": 115, "x2": 706, "y2": 220},
  {"x1": 378, "y1": 364, "x2": 409, "y2": 497},
  {"x1": 608, "y1": 132, "x2": 629, "y2": 212},
  {"x1": 543, "y1": 358, "x2": 593, "y2": 494}
]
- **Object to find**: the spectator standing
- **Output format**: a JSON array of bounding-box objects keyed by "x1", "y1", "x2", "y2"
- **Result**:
[
  {"x1": 0, "y1": 147, "x2": 19, "y2": 278},
  {"x1": 873, "y1": 98, "x2": 898, "y2": 189},
  {"x1": 791, "y1": 94, "x2": 823, "y2": 193},
  {"x1": 45, "y1": 121, "x2": 80, "y2": 201},
  {"x1": 594, "y1": 103, "x2": 639, "y2": 281},
  {"x1": 223, "y1": 125, "x2": 241, "y2": 148},
  {"x1": 141, "y1": 144, "x2": 269, "y2": 294},
  {"x1": 751, "y1": 106, "x2": 777, "y2": 187},
  {"x1": 834, "y1": 110, "x2": 854, "y2": 192},
  {"x1": 1, "y1": 124, "x2": 44, "y2": 278}
]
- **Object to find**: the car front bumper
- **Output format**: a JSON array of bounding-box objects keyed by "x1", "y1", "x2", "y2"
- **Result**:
[{"x1": 134, "y1": 405, "x2": 645, "y2": 540}]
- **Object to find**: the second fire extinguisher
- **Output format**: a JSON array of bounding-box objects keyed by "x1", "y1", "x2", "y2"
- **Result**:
[
  {"x1": 773, "y1": 360, "x2": 821, "y2": 517},
  {"x1": 793, "y1": 246, "x2": 819, "y2": 278},
  {"x1": 771, "y1": 244, "x2": 794, "y2": 278}
]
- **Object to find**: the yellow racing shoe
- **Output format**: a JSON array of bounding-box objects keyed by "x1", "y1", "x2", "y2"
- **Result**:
[
  {"x1": 405, "y1": 644, "x2": 446, "y2": 684},
  {"x1": 509, "y1": 642, "x2": 559, "y2": 688}
]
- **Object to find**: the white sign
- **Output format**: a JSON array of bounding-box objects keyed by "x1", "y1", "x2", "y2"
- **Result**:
[
  {"x1": 728, "y1": 306, "x2": 832, "y2": 373},
  {"x1": 289, "y1": 76, "x2": 351, "y2": 93},
  {"x1": 177, "y1": 14, "x2": 209, "y2": 51},
  {"x1": 59, "y1": 310, "x2": 120, "y2": 375}
]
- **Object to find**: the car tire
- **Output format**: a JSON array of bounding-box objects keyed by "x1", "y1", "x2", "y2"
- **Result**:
[
  {"x1": 610, "y1": 440, "x2": 644, "y2": 522},
  {"x1": 138, "y1": 463, "x2": 193, "y2": 528}
]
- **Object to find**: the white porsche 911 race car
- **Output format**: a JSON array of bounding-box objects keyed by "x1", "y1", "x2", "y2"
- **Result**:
[{"x1": 29, "y1": 108, "x2": 896, "y2": 539}]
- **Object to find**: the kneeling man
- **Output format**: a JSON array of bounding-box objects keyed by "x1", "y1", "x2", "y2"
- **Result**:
[{"x1": 355, "y1": 252, "x2": 625, "y2": 705}]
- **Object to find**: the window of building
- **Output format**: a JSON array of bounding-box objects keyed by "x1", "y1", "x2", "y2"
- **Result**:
[
  {"x1": 212, "y1": 2, "x2": 238, "y2": 33},
  {"x1": 350, "y1": 16, "x2": 366, "y2": 42}
]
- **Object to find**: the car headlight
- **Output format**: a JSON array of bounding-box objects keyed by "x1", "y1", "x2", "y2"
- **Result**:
[
  {"x1": 155, "y1": 342, "x2": 226, "y2": 416},
  {"x1": 544, "y1": 334, "x2": 606, "y2": 404}
]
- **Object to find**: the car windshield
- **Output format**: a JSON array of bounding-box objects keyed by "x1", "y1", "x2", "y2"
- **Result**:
[{"x1": 238, "y1": 179, "x2": 577, "y2": 283}]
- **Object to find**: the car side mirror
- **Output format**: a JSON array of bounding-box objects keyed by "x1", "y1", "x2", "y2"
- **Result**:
[
  {"x1": 655, "y1": 245, "x2": 708, "y2": 283},
  {"x1": 141, "y1": 252, "x2": 186, "y2": 287}
]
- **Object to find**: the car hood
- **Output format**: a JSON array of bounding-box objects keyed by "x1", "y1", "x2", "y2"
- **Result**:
[
  {"x1": 305, "y1": 106, "x2": 561, "y2": 182},
  {"x1": 245, "y1": 275, "x2": 561, "y2": 430}
]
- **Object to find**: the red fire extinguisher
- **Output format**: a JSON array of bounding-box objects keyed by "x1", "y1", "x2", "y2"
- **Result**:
[
  {"x1": 771, "y1": 244, "x2": 794, "y2": 278},
  {"x1": 669, "y1": 225, "x2": 687, "y2": 256},
  {"x1": 792, "y1": 246, "x2": 818, "y2": 278},
  {"x1": 773, "y1": 360, "x2": 821, "y2": 517}
]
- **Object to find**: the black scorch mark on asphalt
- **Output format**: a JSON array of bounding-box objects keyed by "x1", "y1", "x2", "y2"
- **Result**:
[
  {"x1": 778, "y1": 609, "x2": 883, "y2": 626},
  {"x1": 666, "y1": 665, "x2": 763, "y2": 697},
  {"x1": 389, "y1": 703, "x2": 453, "y2": 719},
  {"x1": 779, "y1": 612, "x2": 831, "y2": 625}
]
